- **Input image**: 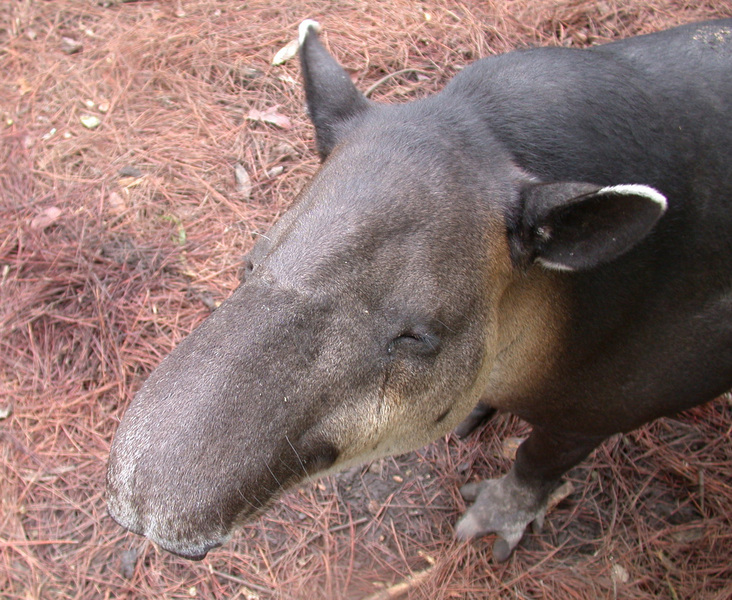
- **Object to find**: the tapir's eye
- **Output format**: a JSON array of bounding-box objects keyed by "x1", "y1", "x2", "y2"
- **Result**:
[
  {"x1": 388, "y1": 329, "x2": 441, "y2": 357},
  {"x1": 238, "y1": 257, "x2": 255, "y2": 283}
]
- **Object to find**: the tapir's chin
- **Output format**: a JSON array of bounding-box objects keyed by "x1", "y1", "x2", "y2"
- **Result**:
[
  {"x1": 153, "y1": 537, "x2": 226, "y2": 562},
  {"x1": 107, "y1": 498, "x2": 233, "y2": 561}
]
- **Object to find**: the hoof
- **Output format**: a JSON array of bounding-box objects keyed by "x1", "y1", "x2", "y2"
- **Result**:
[{"x1": 456, "y1": 472, "x2": 550, "y2": 562}]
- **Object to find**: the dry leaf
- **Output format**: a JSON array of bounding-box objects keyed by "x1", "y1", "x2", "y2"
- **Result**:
[
  {"x1": 120, "y1": 549, "x2": 137, "y2": 580},
  {"x1": 611, "y1": 563, "x2": 630, "y2": 584},
  {"x1": 0, "y1": 404, "x2": 12, "y2": 420},
  {"x1": 272, "y1": 39, "x2": 299, "y2": 65},
  {"x1": 501, "y1": 436, "x2": 526, "y2": 460},
  {"x1": 670, "y1": 523, "x2": 706, "y2": 543},
  {"x1": 118, "y1": 176, "x2": 144, "y2": 188},
  {"x1": 80, "y1": 115, "x2": 101, "y2": 129},
  {"x1": 61, "y1": 37, "x2": 83, "y2": 54},
  {"x1": 268, "y1": 141, "x2": 297, "y2": 162},
  {"x1": 17, "y1": 77, "x2": 33, "y2": 96},
  {"x1": 107, "y1": 191, "x2": 126, "y2": 214},
  {"x1": 547, "y1": 480, "x2": 574, "y2": 512},
  {"x1": 277, "y1": 73, "x2": 298, "y2": 86},
  {"x1": 247, "y1": 106, "x2": 292, "y2": 129},
  {"x1": 31, "y1": 207, "x2": 62, "y2": 230},
  {"x1": 234, "y1": 163, "x2": 252, "y2": 197}
]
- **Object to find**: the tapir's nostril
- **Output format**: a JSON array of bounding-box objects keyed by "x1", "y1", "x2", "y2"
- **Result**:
[{"x1": 238, "y1": 257, "x2": 255, "y2": 282}]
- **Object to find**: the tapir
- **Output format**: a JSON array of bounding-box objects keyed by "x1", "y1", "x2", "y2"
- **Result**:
[{"x1": 107, "y1": 19, "x2": 732, "y2": 562}]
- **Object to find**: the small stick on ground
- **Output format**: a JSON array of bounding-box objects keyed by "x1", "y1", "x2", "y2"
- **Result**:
[{"x1": 361, "y1": 563, "x2": 435, "y2": 600}]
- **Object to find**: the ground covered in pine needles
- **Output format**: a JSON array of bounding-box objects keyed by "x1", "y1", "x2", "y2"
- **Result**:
[{"x1": 1, "y1": 1, "x2": 731, "y2": 598}]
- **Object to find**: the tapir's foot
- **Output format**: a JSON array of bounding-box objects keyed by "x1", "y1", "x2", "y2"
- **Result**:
[
  {"x1": 454, "y1": 403, "x2": 496, "y2": 438},
  {"x1": 455, "y1": 471, "x2": 551, "y2": 562}
]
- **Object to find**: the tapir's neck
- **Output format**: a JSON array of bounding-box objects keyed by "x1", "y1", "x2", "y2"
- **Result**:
[
  {"x1": 480, "y1": 266, "x2": 570, "y2": 415},
  {"x1": 441, "y1": 47, "x2": 680, "y2": 188}
]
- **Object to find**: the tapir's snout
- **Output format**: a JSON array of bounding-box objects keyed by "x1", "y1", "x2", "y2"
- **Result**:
[
  {"x1": 106, "y1": 500, "x2": 222, "y2": 561},
  {"x1": 106, "y1": 190, "x2": 494, "y2": 559},
  {"x1": 106, "y1": 283, "x2": 358, "y2": 558},
  {"x1": 106, "y1": 452, "x2": 230, "y2": 560},
  {"x1": 106, "y1": 477, "x2": 230, "y2": 560}
]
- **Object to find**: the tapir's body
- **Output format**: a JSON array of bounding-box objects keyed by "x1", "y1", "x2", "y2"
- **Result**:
[
  {"x1": 107, "y1": 20, "x2": 732, "y2": 562},
  {"x1": 437, "y1": 23, "x2": 732, "y2": 433}
]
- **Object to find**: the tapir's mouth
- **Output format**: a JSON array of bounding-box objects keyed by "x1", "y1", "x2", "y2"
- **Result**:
[
  {"x1": 109, "y1": 515, "x2": 229, "y2": 561},
  {"x1": 107, "y1": 496, "x2": 233, "y2": 561},
  {"x1": 164, "y1": 540, "x2": 223, "y2": 561}
]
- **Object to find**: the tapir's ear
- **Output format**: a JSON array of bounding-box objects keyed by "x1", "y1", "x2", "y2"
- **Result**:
[
  {"x1": 299, "y1": 20, "x2": 370, "y2": 160},
  {"x1": 510, "y1": 182, "x2": 667, "y2": 271}
]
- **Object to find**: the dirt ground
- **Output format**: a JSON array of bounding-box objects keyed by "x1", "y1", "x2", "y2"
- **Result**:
[{"x1": 1, "y1": 1, "x2": 731, "y2": 598}]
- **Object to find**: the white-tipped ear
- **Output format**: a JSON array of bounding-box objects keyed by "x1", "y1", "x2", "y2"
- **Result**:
[
  {"x1": 535, "y1": 184, "x2": 668, "y2": 272},
  {"x1": 596, "y1": 184, "x2": 667, "y2": 212},
  {"x1": 299, "y1": 19, "x2": 321, "y2": 47},
  {"x1": 299, "y1": 17, "x2": 370, "y2": 160},
  {"x1": 511, "y1": 181, "x2": 668, "y2": 272}
]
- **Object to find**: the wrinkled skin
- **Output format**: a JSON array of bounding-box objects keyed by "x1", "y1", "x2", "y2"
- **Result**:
[{"x1": 108, "y1": 20, "x2": 732, "y2": 561}]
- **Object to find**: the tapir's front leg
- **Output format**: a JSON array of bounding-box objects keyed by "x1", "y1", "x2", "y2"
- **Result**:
[
  {"x1": 456, "y1": 426, "x2": 606, "y2": 561},
  {"x1": 453, "y1": 399, "x2": 496, "y2": 438}
]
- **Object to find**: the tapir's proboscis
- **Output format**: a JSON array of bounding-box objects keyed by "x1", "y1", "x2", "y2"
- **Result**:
[{"x1": 107, "y1": 19, "x2": 732, "y2": 562}]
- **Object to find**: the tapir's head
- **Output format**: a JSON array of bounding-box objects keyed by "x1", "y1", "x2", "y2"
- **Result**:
[{"x1": 107, "y1": 21, "x2": 666, "y2": 559}]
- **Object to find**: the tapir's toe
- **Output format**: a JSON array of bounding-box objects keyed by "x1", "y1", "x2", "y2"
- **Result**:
[{"x1": 458, "y1": 480, "x2": 489, "y2": 502}]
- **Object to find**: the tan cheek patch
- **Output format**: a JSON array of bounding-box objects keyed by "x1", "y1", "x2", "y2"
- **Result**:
[
  {"x1": 464, "y1": 211, "x2": 570, "y2": 414},
  {"x1": 480, "y1": 267, "x2": 569, "y2": 412}
]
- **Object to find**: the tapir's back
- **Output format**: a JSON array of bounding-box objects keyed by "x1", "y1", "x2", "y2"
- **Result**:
[
  {"x1": 447, "y1": 20, "x2": 732, "y2": 197},
  {"x1": 590, "y1": 20, "x2": 732, "y2": 207},
  {"x1": 595, "y1": 18, "x2": 732, "y2": 85}
]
